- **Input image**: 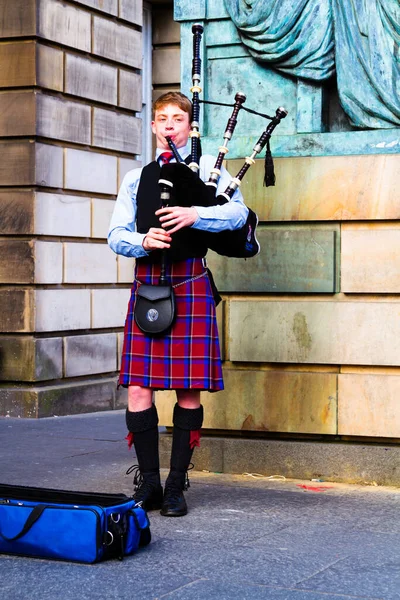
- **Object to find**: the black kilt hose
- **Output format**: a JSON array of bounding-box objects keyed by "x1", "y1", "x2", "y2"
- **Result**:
[{"x1": 119, "y1": 257, "x2": 224, "y2": 391}]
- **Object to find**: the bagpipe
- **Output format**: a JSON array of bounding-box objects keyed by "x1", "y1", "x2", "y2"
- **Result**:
[{"x1": 159, "y1": 23, "x2": 287, "y2": 260}]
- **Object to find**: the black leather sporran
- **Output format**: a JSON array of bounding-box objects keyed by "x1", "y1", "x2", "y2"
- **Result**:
[{"x1": 134, "y1": 283, "x2": 176, "y2": 336}]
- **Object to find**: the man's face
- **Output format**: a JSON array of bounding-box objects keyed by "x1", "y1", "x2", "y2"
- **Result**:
[{"x1": 151, "y1": 104, "x2": 191, "y2": 150}]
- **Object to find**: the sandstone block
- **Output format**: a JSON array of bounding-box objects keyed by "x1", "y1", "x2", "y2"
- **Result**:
[
  {"x1": 35, "y1": 338, "x2": 63, "y2": 381},
  {"x1": 0, "y1": 142, "x2": 62, "y2": 187},
  {"x1": 0, "y1": 378, "x2": 117, "y2": 418},
  {"x1": 229, "y1": 300, "x2": 400, "y2": 366},
  {"x1": 35, "y1": 241, "x2": 63, "y2": 284},
  {"x1": 118, "y1": 158, "x2": 141, "y2": 187},
  {"x1": 37, "y1": 94, "x2": 91, "y2": 145},
  {"x1": 38, "y1": 0, "x2": 91, "y2": 52},
  {"x1": 0, "y1": 0, "x2": 36, "y2": 37},
  {"x1": 35, "y1": 289, "x2": 91, "y2": 332},
  {"x1": 64, "y1": 148, "x2": 118, "y2": 194},
  {"x1": 153, "y1": 8, "x2": 180, "y2": 44},
  {"x1": 36, "y1": 143, "x2": 63, "y2": 188},
  {"x1": 0, "y1": 191, "x2": 34, "y2": 235},
  {"x1": 216, "y1": 437, "x2": 400, "y2": 484},
  {"x1": 91, "y1": 288, "x2": 130, "y2": 328},
  {"x1": 35, "y1": 192, "x2": 91, "y2": 237},
  {"x1": 117, "y1": 331, "x2": 124, "y2": 368},
  {"x1": 228, "y1": 155, "x2": 400, "y2": 222},
  {"x1": 207, "y1": 228, "x2": 337, "y2": 293},
  {"x1": 64, "y1": 333, "x2": 117, "y2": 377},
  {"x1": 64, "y1": 242, "x2": 117, "y2": 283},
  {"x1": 0, "y1": 91, "x2": 92, "y2": 149},
  {"x1": 152, "y1": 48, "x2": 180, "y2": 85},
  {"x1": 117, "y1": 256, "x2": 135, "y2": 283},
  {"x1": 157, "y1": 368, "x2": 337, "y2": 434},
  {"x1": 0, "y1": 336, "x2": 63, "y2": 381},
  {"x1": 37, "y1": 43, "x2": 64, "y2": 91},
  {"x1": 93, "y1": 16, "x2": 141, "y2": 68},
  {"x1": 38, "y1": 379, "x2": 117, "y2": 416},
  {"x1": 115, "y1": 380, "x2": 127, "y2": 409},
  {"x1": 216, "y1": 300, "x2": 225, "y2": 359},
  {"x1": 0, "y1": 240, "x2": 34, "y2": 283},
  {"x1": 65, "y1": 54, "x2": 117, "y2": 105},
  {"x1": 0, "y1": 141, "x2": 35, "y2": 186},
  {"x1": 338, "y1": 374, "x2": 400, "y2": 438},
  {"x1": 0, "y1": 91, "x2": 36, "y2": 136},
  {"x1": 91, "y1": 198, "x2": 115, "y2": 239},
  {"x1": 119, "y1": 0, "x2": 142, "y2": 25},
  {"x1": 119, "y1": 69, "x2": 142, "y2": 111},
  {"x1": 0, "y1": 389, "x2": 38, "y2": 418},
  {"x1": 0, "y1": 288, "x2": 34, "y2": 333},
  {"x1": 0, "y1": 240, "x2": 62, "y2": 283},
  {"x1": 0, "y1": 42, "x2": 36, "y2": 87},
  {"x1": 341, "y1": 226, "x2": 400, "y2": 293},
  {"x1": 0, "y1": 42, "x2": 63, "y2": 90},
  {"x1": 93, "y1": 108, "x2": 141, "y2": 154},
  {"x1": 71, "y1": 0, "x2": 118, "y2": 15}
]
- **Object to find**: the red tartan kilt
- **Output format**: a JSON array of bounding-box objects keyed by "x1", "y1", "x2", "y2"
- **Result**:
[{"x1": 119, "y1": 258, "x2": 223, "y2": 391}]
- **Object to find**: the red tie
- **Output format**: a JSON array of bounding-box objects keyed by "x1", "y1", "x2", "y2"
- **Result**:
[{"x1": 159, "y1": 152, "x2": 174, "y2": 165}]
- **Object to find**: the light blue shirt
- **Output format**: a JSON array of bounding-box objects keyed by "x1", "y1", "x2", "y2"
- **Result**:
[{"x1": 107, "y1": 144, "x2": 249, "y2": 258}]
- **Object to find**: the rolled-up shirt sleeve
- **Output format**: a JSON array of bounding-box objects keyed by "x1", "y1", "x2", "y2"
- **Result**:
[
  {"x1": 107, "y1": 169, "x2": 149, "y2": 258},
  {"x1": 192, "y1": 154, "x2": 249, "y2": 233}
]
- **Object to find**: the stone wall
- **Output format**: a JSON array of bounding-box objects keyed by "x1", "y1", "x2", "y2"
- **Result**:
[
  {"x1": 152, "y1": 2, "x2": 180, "y2": 99},
  {"x1": 157, "y1": 1, "x2": 400, "y2": 442},
  {"x1": 0, "y1": 0, "x2": 143, "y2": 417}
]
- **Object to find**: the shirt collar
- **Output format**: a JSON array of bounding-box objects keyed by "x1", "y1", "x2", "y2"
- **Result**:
[{"x1": 155, "y1": 143, "x2": 190, "y2": 162}]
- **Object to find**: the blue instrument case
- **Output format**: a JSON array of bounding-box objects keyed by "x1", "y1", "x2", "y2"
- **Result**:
[{"x1": 0, "y1": 483, "x2": 150, "y2": 563}]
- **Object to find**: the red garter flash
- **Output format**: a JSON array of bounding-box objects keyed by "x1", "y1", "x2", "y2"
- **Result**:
[
  {"x1": 190, "y1": 430, "x2": 201, "y2": 450},
  {"x1": 125, "y1": 432, "x2": 134, "y2": 450}
]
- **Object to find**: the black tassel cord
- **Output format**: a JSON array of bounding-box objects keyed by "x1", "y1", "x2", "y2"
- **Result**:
[{"x1": 264, "y1": 138, "x2": 276, "y2": 187}]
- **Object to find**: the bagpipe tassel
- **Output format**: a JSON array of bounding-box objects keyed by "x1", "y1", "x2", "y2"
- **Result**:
[{"x1": 263, "y1": 138, "x2": 276, "y2": 187}]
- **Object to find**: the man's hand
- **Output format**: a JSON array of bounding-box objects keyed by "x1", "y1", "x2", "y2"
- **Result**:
[
  {"x1": 142, "y1": 227, "x2": 172, "y2": 251},
  {"x1": 155, "y1": 206, "x2": 198, "y2": 235}
]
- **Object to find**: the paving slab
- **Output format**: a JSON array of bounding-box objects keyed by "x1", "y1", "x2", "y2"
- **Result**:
[{"x1": 0, "y1": 411, "x2": 399, "y2": 600}]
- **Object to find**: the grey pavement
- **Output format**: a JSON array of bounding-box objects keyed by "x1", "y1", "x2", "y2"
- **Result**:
[{"x1": 0, "y1": 410, "x2": 400, "y2": 600}]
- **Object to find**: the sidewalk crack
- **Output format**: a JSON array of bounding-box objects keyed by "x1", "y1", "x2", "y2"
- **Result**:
[
  {"x1": 155, "y1": 578, "x2": 207, "y2": 599},
  {"x1": 293, "y1": 555, "x2": 349, "y2": 587}
]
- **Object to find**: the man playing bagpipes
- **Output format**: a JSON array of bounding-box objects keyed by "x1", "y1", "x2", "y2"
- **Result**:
[{"x1": 107, "y1": 91, "x2": 250, "y2": 517}]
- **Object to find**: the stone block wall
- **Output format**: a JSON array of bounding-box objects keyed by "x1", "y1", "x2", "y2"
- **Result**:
[
  {"x1": 0, "y1": 0, "x2": 143, "y2": 417},
  {"x1": 152, "y1": 3, "x2": 180, "y2": 100},
  {"x1": 157, "y1": 1, "x2": 400, "y2": 442}
]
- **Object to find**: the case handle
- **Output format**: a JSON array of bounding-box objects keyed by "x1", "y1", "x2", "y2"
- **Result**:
[{"x1": 0, "y1": 504, "x2": 47, "y2": 542}]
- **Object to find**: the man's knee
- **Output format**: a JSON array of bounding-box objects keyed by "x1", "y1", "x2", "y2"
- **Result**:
[
  {"x1": 128, "y1": 386, "x2": 153, "y2": 411},
  {"x1": 176, "y1": 389, "x2": 201, "y2": 409}
]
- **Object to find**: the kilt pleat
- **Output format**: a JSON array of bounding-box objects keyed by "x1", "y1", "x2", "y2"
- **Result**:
[{"x1": 119, "y1": 258, "x2": 223, "y2": 391}]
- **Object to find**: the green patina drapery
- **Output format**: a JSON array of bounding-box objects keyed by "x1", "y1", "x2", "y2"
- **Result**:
[{"x1": 224, "y1": 0, "x2": 400, "y2": 129}]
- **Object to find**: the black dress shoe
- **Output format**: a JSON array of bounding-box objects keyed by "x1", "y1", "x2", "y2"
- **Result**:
[
  {"x1": 135, "y1": 481, "x2": 163, "y2": 511},
  {"x1": 127, "y1": 465, "x2": 163, "y2": 511},
  {"x1": 160, "y1": 484, "x2": 188, "y2": 517}
]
